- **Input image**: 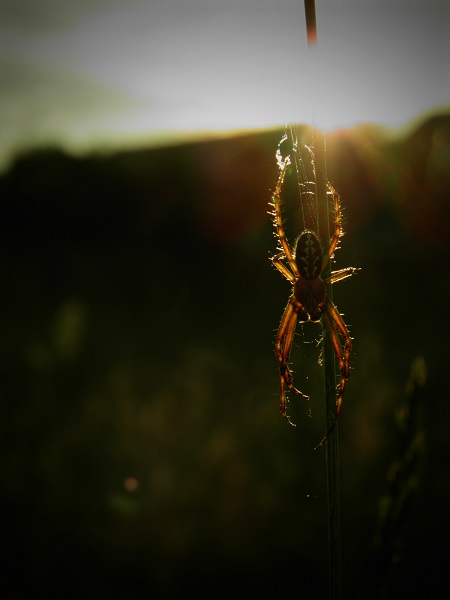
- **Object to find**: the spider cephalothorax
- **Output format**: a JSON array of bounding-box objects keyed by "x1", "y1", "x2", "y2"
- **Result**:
[{"x1": 269, "y1": 147, "x2": 358, "y2": 441}]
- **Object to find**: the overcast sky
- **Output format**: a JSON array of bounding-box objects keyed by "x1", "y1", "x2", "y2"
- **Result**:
[{"x1": 0, "y1": 0, "x2": 449, "y2": 169}]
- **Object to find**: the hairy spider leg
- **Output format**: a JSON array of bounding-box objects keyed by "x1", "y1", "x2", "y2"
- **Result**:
[
  {"x1": 314, "y1": 301, "x2": 352, "y2": 449},
  {"x1": 275, "y1": 296, "x2": 309, "y2": 426},
  {"x1": 271, "y1": 252, "x2": 296, "y2": 283},
  {"x1": 270, "y1": 163, "x2": 300, "y2": 278},
  {"x1": 327, "y1": 266, "x2": 360, "y2": 285},
  {"x1": 322, "y1": 182, "x2": 342, "y2": 271}
]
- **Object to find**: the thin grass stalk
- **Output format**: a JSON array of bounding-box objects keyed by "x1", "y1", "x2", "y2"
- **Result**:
[
  {"x1": 304, "y1": 3, "x2": 341, "y2": 596},
  {"x1": 314, "y1": 131, "x2": 342, "y2": 600}
]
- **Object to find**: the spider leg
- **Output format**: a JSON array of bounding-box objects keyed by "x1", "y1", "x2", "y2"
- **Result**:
[
  {"x1": 321, "y1": 182, "x2": 342, "y2": 271},
  {"x1": 315, "y1": 301, "x2": 352, "y2": 449},
  {"x1": 271, "y1": 252, "x2": 296, "y2": 284},
  {"x1": 269, "y1": 162, "x2": 300, "y2": 278},
  {"x1": 275, "y1": 296, "x2": 309, "y2": 426},
  {"x1": 326, "y1": 266, "x2": 360, "y2": 285}
]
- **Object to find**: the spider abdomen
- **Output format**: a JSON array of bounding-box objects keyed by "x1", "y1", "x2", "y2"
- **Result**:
[{"x1": 295, "y1": 231, "x2": 323, "y2": 280}]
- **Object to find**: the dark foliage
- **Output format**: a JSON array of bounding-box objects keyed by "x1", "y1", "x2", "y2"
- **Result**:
[{"x1": 1, "y1": 115, "x2": 450, "y2": 598}]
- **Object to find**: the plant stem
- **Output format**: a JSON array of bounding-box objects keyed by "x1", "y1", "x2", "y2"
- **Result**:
[
  {"x1": 314, "y1": 130, "x2": 342, "y2": 600},
  {"x1": 303, "y1": 2, "x2": 341, "y2": 596}
]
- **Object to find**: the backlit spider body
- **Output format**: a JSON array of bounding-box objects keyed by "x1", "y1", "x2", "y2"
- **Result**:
[
  {"x1": 270, "y1": 148, "x2": 358, "y2": 438},
  {"x1": 293, "y1": 231, "x2": 326, "y2": 321}
]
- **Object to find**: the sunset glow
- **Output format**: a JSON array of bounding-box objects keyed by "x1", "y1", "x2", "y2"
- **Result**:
[{"x1": 0, "y1": 1, "x2": 448, "y2": 169}]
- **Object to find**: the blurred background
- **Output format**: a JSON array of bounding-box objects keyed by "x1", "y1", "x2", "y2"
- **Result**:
[{"x1": 1, "y1": 1, "x2": 450, "y2": 598}]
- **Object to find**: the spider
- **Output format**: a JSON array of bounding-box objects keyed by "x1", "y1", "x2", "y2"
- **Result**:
[{"x1": 269, "y1": 146, "x2": 358, "y2": 445}]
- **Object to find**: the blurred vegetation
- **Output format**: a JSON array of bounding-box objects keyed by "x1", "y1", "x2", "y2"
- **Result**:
[{"x1": 1, "y1": 114, "x2": 450, "y2": 598}]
